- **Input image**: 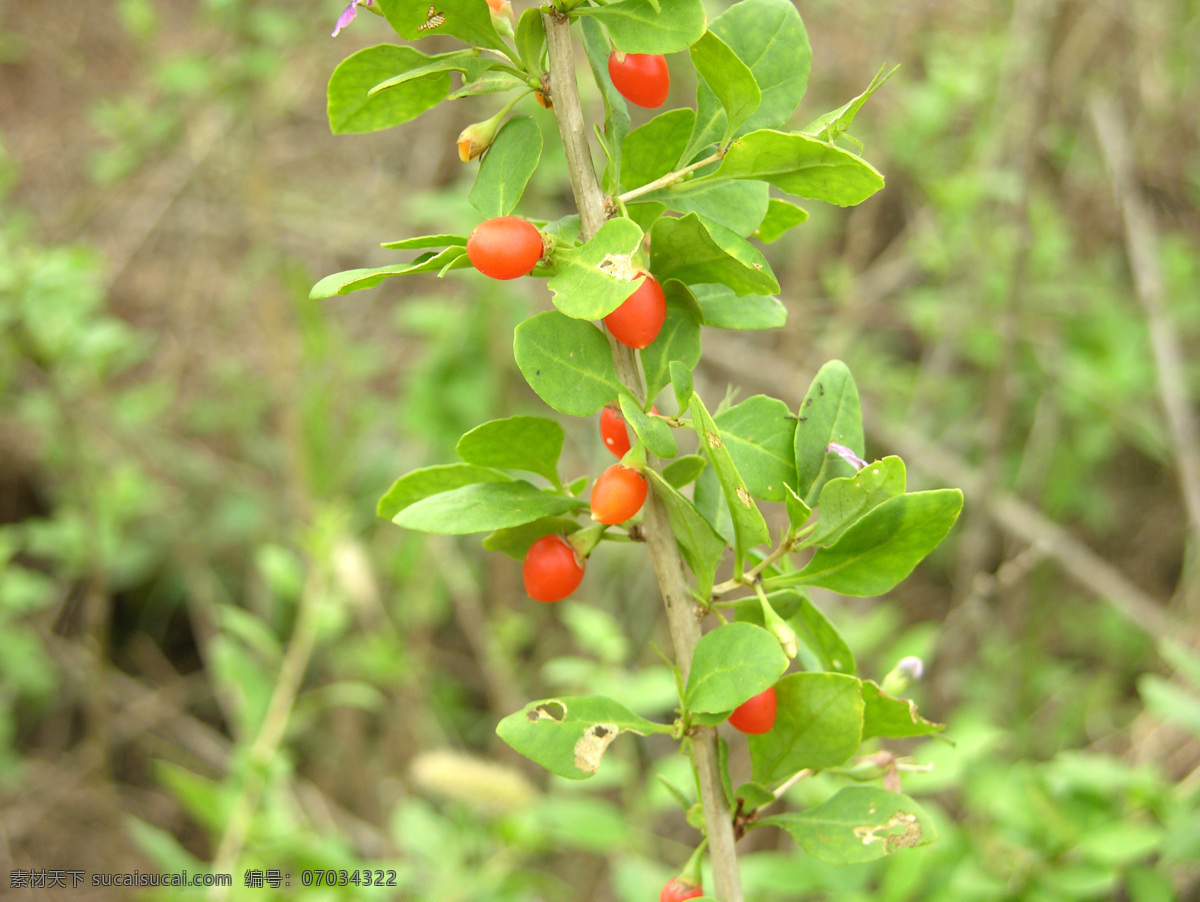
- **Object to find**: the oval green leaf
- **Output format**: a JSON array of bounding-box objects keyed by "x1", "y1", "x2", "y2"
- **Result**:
[
  {"x1": 469, "y1": 116, "x2": 543, "y2": 218},
  {"x1": 328, "y1": 45, "x2": 451, "y2": 135},
  {"x1": 514, "y1": 312, "x2": 621, "y2": 416},
  {"x1": 548, "y1": 218, "x2": 644, "y2": 320},
  {"x1": 794, "y1": 359, "x2": 864, "y2": 506},
  {"x1": 394, "y1": 481, "x2": 585, "y2": 535},
  {"x1": 455, "y1": 415, "x2": 564, "y2": 484},
  {"x1": 713, "y1": 394, "x2": 798, "y2": 502},
  {"x1": 650, "y1": 213, "x2": 780, "y2": 297},
  {"x1": 684, "y1": 622, "x2": 789, "y2": 714},
  {"x1": 377, "y1": 463, "x2": 512, "y2": 520},
  {"x1": 748, "y1": 672, "x2": 864, "y2": 785}
]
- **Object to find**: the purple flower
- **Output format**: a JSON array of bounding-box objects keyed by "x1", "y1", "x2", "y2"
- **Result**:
[
  {"x1": 826, "y1": 442, "x2": 867, "y2": 471},
  {"x1": 332, "y1": 0, "x2": 374, "y2": 37}
]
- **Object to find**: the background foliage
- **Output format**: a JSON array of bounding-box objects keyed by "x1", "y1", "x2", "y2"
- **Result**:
[{"x1": 0, "y1": 0, "x2": 1198, "y2": 899}]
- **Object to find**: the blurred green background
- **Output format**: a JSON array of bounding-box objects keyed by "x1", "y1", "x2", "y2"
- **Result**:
[{"x1": 1, "y1": 0, "x2": 1198, "y2": 899}]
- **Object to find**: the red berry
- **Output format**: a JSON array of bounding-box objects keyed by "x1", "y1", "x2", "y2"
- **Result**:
[
  {"x1": 660, "y1": 876, "x2": 704, "y2": 902},
  {"x1": 728, "y1": 686, "x2": 777, "y2": 734},
  {"x1": 607, "y1": 51, "x2": 670, "y2": 109},
  {"x1": 466, "y1": 216, "x2": 544, "y2": 280},
  {"x1": 599, "y1": 403, "x2": 660, "y2": 458},
  {"x1": 604, "y1": 274, "x2": 667, "y2": 349},
  {"x1": 590, "y1": 464, "x2": 648, "y2": 525},
  {"x1": 599, "y1": 404, "x2": 632, "y2": 457},
  {"x1": 522, "y1": 534, "x2": 585, "y2": 602}
]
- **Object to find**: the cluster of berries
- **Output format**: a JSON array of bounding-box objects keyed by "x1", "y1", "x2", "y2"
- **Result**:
[
  {"x1": 522, "y1": 404, "x2": 648, "y2": 602},
  {"x1": 465, "y1": 216, "x2": 668, "y2": 349}
]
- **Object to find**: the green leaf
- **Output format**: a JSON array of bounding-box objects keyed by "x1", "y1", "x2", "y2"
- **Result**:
[
  {"x1": 811, "y1": 456, "x2": 906, "y2": 546},
  {"x1": 689, "y1": 30, "x2": 761, "y2": 141},
  {"x1": 754, "y1": 199, "x2": 809, "y2": 243},
  {"x1": 456, "y1": 415, "x2": 564, "y2": 484},
  {"x1": 377, "y1": 463, "x2": 512, "y2": 520},
  {"x1": 748, "y1": 672, "x2": 863, "y2": 785},
  {"x1": 691, "y1": 283, "x2": 786, "y2": 330},
  {"x1": 327, "y1": 45, "x2": 451, "y2": 135},
  {"x1": 548, "y1": 218, "x2": 644, "y2": 320},
  {"x1": 515, "y1": 8, "x2": 546, "y2": 73},
  {"x1": 803, "y1": 63, "x2": 899, "y2": 144},
  {"x1": 648, "y1": 177, "x2": 770, "y2": 239},
  {"x1": 711, "y1": 130, "x2": 885, "y2": 207},
  {"x1": 448, "y1": 68, "x2": 529, "y2": 99},
  {"x1": 683, "y1": 0, "x2": 810, "y2": 160},
  {"x1": 618, "y1": 392, "x2": 677, "y2": 459},
  {"x1": 496, "y1": 695, "x2": 670, "y2": 780},
  {"x1": 670, "y1": 359, "x2": 694, "y2": 411},
  {"x1": 1139, "y1": 674, "x2": 1200, "y2": 738},
  {"x1": 380, "y1": 233, "x2": 467, "y2": 250},
  {"x1": 482, "y1": 517, "x2": 580, "y2": 560},
  {"x1": 714, "y1": 395, "x2": 797, "y2": 502},
  {"x1": 469, "y1": 116, "x2": 543, "y2": 218},
  {"x1": 781, "y1": 490, "x2": 964, "y2": 596},
  {"x1": 642, "y1": 282, "x2": 702, "y2": 402},
  {"x1": 663, "y1": 455, "x2": 705, "y2": 488},
  {"x1": 689, "y1": 393, "x2": 770, "y2": 568},
  {"x1": 579, "y1": 0, "x2": 706, "y2": 54},
  {"x1": 645, "y1": 470, "x2": 727, "y2": 602},
  {"x1": 684, "y1": 622, "x2": 789, "y2": 714},
  {"x1": 394, "y1": 481, "x2": 585, "y2": 535},
  {"x1": 860, "y1": 681, "x2": 944, "y2": 740},
  {"x1": 733, "y1": 781, "x2": 776, "y2": 812},
  {"x1": 581, "y1": 17, "x2": 629, "y2": 183},
  {"x1": 310, "y1": 247, "x2": 469, "y2": 298},
  {"x1": 514, "y1": 312, "x2": 621, "y2": 416},
  {"x1": 620, "y1": 108, "x2": 696, "y2": 192},
  {"x1": 794, "y1": 360, "x2": 864, "y2": 506},
  {"x1": 376, "y1": 0, "x2": 509, "y2": 52},
  {"x1": 367, "y1": 48, "x2": 491, "y2": 96},
  {"x1": 650, "y1": 213, "x2": 780, "y2": 297},
  {"x1": 792, "y1": 596, "x2": 856, "y2": 675},
  {"x1": 758, "y1": 787, "x2": 937, "y2": 864}
]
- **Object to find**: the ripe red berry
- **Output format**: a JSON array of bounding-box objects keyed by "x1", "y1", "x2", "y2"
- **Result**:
[
  {"x1": 466, "y1": 216, "x2": 544, "y2": 280},
  {"x1": 607, "y1": 51, "x2": 670, "y2": 109},
  {"x1": 660, "y1": 876, "x2": 703, "y2": 902},
  {"x1": 604, "y1": 274, "x2": 667, "y2": 349},
  {"x1": 728, "y1": 686, "x2": 778, "y2": 734},
  {"x1": 599, "y1": 403, "x2": 660, "y2": 458},
  {"x1": 590, "y1": 464, "x2": 648, "y2": 524},
  {"x1": 522, "y1": 534, "x2": 585, "y2": 602}
]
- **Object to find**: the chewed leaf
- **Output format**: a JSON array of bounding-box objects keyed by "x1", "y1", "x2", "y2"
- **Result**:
[
  {"x1": 758, "y1": 787, "x2": 937, "y2": 864},
  {"x1": 860, "y1": 681, "x2": 944, "y2": 740},
  {"x1": 497, "y1": 696, "x2": 671, "y2": 780}
]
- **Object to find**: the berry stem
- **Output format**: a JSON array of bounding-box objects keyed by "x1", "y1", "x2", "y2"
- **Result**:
[{"x1": 542, "y1": 12, "x2": 743, "y2": 901}]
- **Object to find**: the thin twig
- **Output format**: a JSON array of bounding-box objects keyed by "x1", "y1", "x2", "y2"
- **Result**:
[{"x1": 616, "y1": 151, "x2": 724, "y2": 205}]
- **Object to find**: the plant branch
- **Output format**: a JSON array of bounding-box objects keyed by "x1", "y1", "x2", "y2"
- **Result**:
[
  {"x1": 1090, "y1": 93, "x2": 1200, "y2": 616},
  {"x1": 541, "y1": 12, "x2": 743, "y2": 901},
  {"x1": 616, "y1": 151, "x2": 724, "y2": 205},
  {"x1": 207, "y1": 565, "x2": 326, "y2": 901}
]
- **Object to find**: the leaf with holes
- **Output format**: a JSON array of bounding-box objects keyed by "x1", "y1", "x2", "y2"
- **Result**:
[
  {"x1": 497, "y1": 696, "x2": 672, "y2": 780},
  {"x1": 758, "y1": 787, "x2": 937, "y2": 864}
]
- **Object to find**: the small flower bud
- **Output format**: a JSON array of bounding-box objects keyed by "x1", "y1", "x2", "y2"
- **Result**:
[
  {"x1": 881, "y1": 655, "x2": 925, "y2": 696},
  {"x1": 456, "y1": 116, "x2": 501, "y2": 162},
  {"x1": 487, "y1": 0, "x2": 516, "y2": 37},
  {"x1": 760, "y1": 596, "x2": 798, "y2": 659},
  {"x1": 827, "y1": 442, "x2": 868, "y2": 471}
]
